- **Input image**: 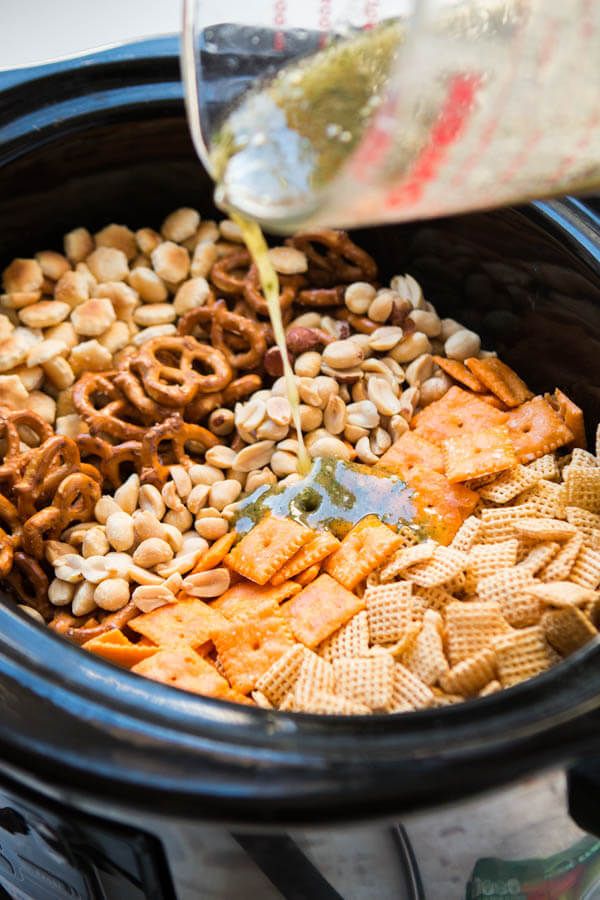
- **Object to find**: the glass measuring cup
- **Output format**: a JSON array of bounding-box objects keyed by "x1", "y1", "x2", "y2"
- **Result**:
[{"x1": 182, "y1": 0, "x2": 600, "y2": 233}]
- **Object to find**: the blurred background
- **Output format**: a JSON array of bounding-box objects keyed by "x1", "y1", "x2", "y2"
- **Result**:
[{"x1": 0, "y1": 0, "x2": 179, "y2": 68}]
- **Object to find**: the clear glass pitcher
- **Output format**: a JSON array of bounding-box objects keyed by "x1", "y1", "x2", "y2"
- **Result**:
[{"x1": 182, "y1": 0, "x2": 600, "y2": 233}]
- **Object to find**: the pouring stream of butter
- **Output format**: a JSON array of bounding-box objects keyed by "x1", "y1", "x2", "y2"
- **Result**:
[{"x1": 228, "y1": 212, "x2": 311, "y2": 476}]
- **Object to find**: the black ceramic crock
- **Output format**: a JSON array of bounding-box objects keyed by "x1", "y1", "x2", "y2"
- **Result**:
[{"x1": 1, "y1": 36, "x2": 600, "y2": 854}]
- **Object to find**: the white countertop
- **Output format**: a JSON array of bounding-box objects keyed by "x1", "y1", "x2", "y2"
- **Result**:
[{"x1": 0, "y1": 0, "x2": 179, "y2": 69}]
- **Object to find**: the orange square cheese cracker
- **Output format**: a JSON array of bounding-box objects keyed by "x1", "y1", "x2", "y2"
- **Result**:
[
  {"x1": 443, "y1": 424, "x2": 518, "y2": 484},
  {"x1": 211, "y1": 602, "x2": 295, "y2": 694},
  {"x1": 132, "y1": 648, "x2": 250, "y2": 702},
  {"x1": 324, "y1": 515, "x2": 404, "y2": 589},
  {"x1": 286, "y1": 573, "x2": 365, "y2": 648},
  {"x1": 412, "y1": 386, "x2": 508, "y2": 446},
  {"x1": 477, "y1": 394, "x2": 509, "y2": 410},
  {"x1": 295, "y1": 563, "x2": 321, "y2": 586},
  {"x1": 432, "y1": 356, "x2": 486, "y2": 393},
  {"x1": 465, "y1": 357, "x2": 533, "y2": 408},
  {"x1": 376, "y1": 430, "x2": 445, "y2": 479},
  {"x1": 212, "y1": 579, "x2": 302, "y2": 621},
  {"x1": 377, "y1": 430, "x2": 445, "y2": 477},
  {"x1": 225, "y1": 515, "x2": 314, "y2": 585},
  {"x1": 271, "y1": 531, "x2": 340, "y2": 585},
  {"x1": 406, "y1": 467, "x2": 479, "y2": 545},
  {"x1": 191, "y1": 531, "x2": 237, "y2": 574},
  {"x1": 550, "y1": 388, "x2": 586, "y2": 449},
  {"x1": 82, "y1": 629, "x2": 159, "y2": 669},
  {"x1": 129, "y1": 597, "x2": 228, "y2": 649},
  {"x1": 507, "y1": 396, "x2": 574, "y2": 464}
]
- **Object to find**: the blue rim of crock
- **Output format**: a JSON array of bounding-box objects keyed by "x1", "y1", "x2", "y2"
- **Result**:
[{"x1": 0, "y1": 37, "x2": 599, "y2": 823}]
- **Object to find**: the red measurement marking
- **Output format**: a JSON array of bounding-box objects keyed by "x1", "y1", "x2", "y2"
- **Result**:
[
  {"x1": 364, "y1": 0, "x2": 379, "y2": 30},
  {"x1": 273, "y1": 0, "x2": 286, "y2": 52},
  {"x1": 546, "y1": 110, "x2": 600, "y2": 187},
  {"x1": 537, "y1": 18, "x2": 559, "y2": 71},
  {"x1": 349, "y1": 96, "x2": 397, "y2": 176},
  {"x1": 581, "y1": 0, "x2": 595, "y2": 41},
  {"x1": 384, "y1": 73, "x2": 481, "y2": 209},
  {"x1": 497, "y1": 127, "x2": 542, "y2": 186},
  {"x1": 318, "y1": 0, "x2": 332, "y2": 46}
]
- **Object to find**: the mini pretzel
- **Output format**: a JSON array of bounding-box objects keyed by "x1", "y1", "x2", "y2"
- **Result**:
[
  {"x1": 73, "y1": 372, "x2": 147, "y2": 441},
  {"x1": 210, "y1": 249, "x2": 252, "y2": 296},
  {"x1": 141, "y1": 414, "x2": 219, "y2": 486},
  {"x1": 176, "y1": 304, "x2": 215, "y2": 340},
  {"x1": 185, "y1": 392, "x2": 224, "y2": 422},
  {"x1": 287, "y1": 229, "x2": 377, "y2": 286},
  {"x1": 54, "y1": 472, "x2": 101, "y2": 530},
  {"x1": 136, "y1": 335, "x2": 233, "y2": 407},
  {"x1": 102, "y1": 441, "x2": 142, "y2": 491},
  {"x1": 297, "y1": 285, "x2": 346, "y2": 307},
  {"x1": 0, "y1": 494, "x2": 19, "y2": 577},
  {"x1": 0, "y1": 533, "x2": 13, "y2": 579},
  {"x1": 335, "y1": 308, "x2": 379, "y2": 335},
  {"x1": 14, "y1": 435, "x2": 81, "y2": 519},
  {"x1": 0, "y1": 416, "x2": 26, "y2": 488},
  {"x1": 5, "y1": 551, "x2": 52, "y2": 620},
  {"x1": 50, "y1": 601, "x2": 138, "y2": 645},
  {"x1": 114, "y1": 363, "x2": 170, "y2": 423},
  {"x1": 9, "y1": 410, "x2": 53, "y2": 449},
  {"x1": 22, "y1": 507, "x2": 63, "y2": 558},
  {"x1": 76, "y1": 434, "x2": 112, "y2": 473},
  {"x1": 21, "y1": 472, "x2": 100, "y2": 559},
  {"x1": 210, "y1": 301, "x2": 267, "y2": 370},
  {"x1": 223, "y1": 373, "x2": 262, "y2": 405},
  {"x1": 243, "y1": 265, "x2": 302, "y2": 317}
]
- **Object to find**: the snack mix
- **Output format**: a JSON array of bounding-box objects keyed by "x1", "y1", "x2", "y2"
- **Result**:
[{"x1": 1, "y1": 209, "x2": 598, "y2": 714}]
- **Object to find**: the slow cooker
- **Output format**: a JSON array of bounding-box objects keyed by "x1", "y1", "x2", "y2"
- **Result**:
[{"x1": 0, "y1": 36, "x2": 600, "y2": 900}]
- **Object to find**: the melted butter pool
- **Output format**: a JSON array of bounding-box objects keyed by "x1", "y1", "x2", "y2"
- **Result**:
[{"x1": 234, "y1": 457, "x2": 418, "y2": 538}]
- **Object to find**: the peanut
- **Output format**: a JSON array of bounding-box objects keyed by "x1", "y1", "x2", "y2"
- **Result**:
[
  {"x1": 94, "y1": 577, "x2": 130, "y2": 611},
  {"x1": 48, "y1": 578, "x2": 75, "y2": 606},
  {"x1": 345, "y1": 282, "x2": 376, "y2": 315},
  {"x1": 444, "y1": 329, "x2": 481, "y2": 361},
  {"x1": 105, "y1": 511, "x2": 135, "y2": 552},
  {"x1": 182, "y1": 567, "x2": 230, "y2": 598},
  {"x1": 82, "y1": 526, "x2": 110, "y2": 558},
  {"x1": 194, "y1": 516, "x2": 228, "y2": 541},
  {"x1": 322, "y1": 339, "x2": 364, "y2": 370},
  {"x1": 139, "y1": 484, "x2": 166, "y2": 519},
  {"x1": 71, "y1": 580, "x2": 97, "y2": 617},
  {"x1": 133, "y1": 538, "x2": 173, "y2": 568},
  {"x1": 114, "y1": 473, "x2": 140, "y2": 514}
]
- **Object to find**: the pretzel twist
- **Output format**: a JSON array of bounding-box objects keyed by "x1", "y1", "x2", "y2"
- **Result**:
[
  {"x1": 49, "y1": 601, "x2": 138, "y2": 645},
  {"x1": 73, "y1": 372, "x2": 148, "y2": 441},
  {"x1": 13, "y1": 435, "x2": 81, "y2": 520},
  {"x1": 102, "y1": 441, "x2": 143, "y2": 491},
  {"x1": 287, "y1": 229, "x2": 377, "y2": 286},
  {"x1": 5, "y1": 551, "x2": 52, "y2": 620},
  {"x1": 135, "y1": 335, "x2": 233, "y2": 407},
  {"x1": 243, "y1": 265, "x2": 303, "y2": 317},
  {"x1": 141, "y1": 414, "x2": 219, "y2": 486},
  {"x1": 210, "y1": 249, "x2": 252, "y2": 296}
]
